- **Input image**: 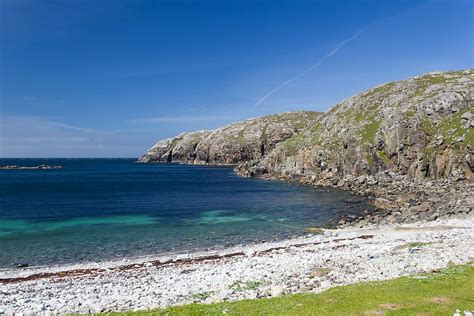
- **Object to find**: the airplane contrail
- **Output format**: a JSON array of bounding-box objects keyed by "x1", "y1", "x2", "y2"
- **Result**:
[{"x1": 254, "y1": 30, "x2": 363, "y2": 106}]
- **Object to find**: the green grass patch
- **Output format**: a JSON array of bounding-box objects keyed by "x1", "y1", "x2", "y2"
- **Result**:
[
  {"x1": 423, "y1": 74, "x2": 448, "y2": 85},
  {"x1": 366, "y1": 154, "x2": 374, "y2": 166},
  {"x1": 410, "y1": 74, "x2": 448, "y2": 100},
  {"x1": 364, "y1": 82, "x2": 396, "y2": 98},
  {"x1": 465, "y1": 128, "x2": 474, "y2": 146},
  {"x1": 260, "y1": 125, "x2": 268, "y2": 148},
  {"x1": 352, "y1": 103, "x2": 380, "y2": 124},
  {"x1": 439, "y1": 108, "x2": 471, "y2": 144},
  {"x1": 229, "y1": 280, "x2": 266, "y2": 292},
  {"x1": 261, "y1": 111, "x2": 322, "y2": 125},
  {"x1": 107, "y1": 264, "x2": 474, "y2": 315},
  {"x1": 377, "y1": 150, "x2": 391, "y2": 164},
  {"x1": 420, "y1": 118, "x2": 436, "y2": 137},
  {"x1": 187, "y1": 291, "x2": 215, "y2": 302},
  {"x1": 403, "y1": 109, "x2": 416, "y2": 118},
  {"x1": 169, "y1": 136, "x2": 183, "y2": 148},
  {"x1": 282, "y1": 133, "x2": 306, "y2": 156},
  {"x1": 360, "y1": 120, "x2": 381, "y2": 144},
  {"x1": 237, "y1": 129, "x2": 246, "y2": 146}
]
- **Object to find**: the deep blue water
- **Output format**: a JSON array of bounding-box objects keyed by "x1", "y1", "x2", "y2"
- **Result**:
[{"x1": 0, "y1": 159, "x2": 370, "y2": 268}]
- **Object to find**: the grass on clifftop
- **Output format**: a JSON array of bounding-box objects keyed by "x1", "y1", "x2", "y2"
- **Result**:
[{"x1": 107, "y1": 263, "x2": 474, "y2": 316}]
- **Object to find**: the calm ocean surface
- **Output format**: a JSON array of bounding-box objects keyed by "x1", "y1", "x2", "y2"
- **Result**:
[{"x1": 0, "y1": 159, "x2": 370, "y2": 268}]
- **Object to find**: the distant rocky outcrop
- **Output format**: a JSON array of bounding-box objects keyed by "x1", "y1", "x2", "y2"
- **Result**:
[
  {"x1": 138, "y1": 112, "x2": 322, "y2": 164},
  {"x1": 0, "y1": 165, "x2": 62, "y2": 170},
  {"x1": 139, "y1": 130, "x2": 211, "y2": 163},
  {"x1": 140, "y1": 69, "x2": 473, "y2": 183}
]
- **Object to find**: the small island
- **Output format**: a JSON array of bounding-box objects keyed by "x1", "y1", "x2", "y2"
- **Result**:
[{"x1": 0, "y1": 165, "x2": 62, "y2": 170}]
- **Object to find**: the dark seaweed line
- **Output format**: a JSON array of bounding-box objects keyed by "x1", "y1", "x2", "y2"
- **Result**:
[{"x1": 0, "y1": 235, "x2": 374, "y2": 284}]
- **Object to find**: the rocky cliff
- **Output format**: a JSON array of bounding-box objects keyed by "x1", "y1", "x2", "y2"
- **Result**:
[
  {"x1": 140, "y1": 70, "x2": 473, "y2": 183},
  {"x1": 139, "y1": 70, "x2": 474, "y2": 225},
  {"x1": 138, "y1": 112, "x2": 322, "y2": 164},
  {"x1": 239, "y1": 70, "x2": 474, "y2": 183}
]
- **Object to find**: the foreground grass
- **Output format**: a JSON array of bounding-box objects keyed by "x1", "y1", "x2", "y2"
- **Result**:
[{"x1": 110, "y1": 264, "x2": 474, "y2": 315}]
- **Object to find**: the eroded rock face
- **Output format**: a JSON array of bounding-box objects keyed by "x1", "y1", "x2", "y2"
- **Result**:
[
  {"x1": 137, "y1": 130, "x2": 211, "y2": 163},
  {"x1": 138, "y1": 112, "x2": 321, "y2": 164},
  {"x1": 238, "y1": 70, "x2": 474, "y2": 182},
  {"x1": 140, "y1": 70, "x2": 474, "y2": 182}
]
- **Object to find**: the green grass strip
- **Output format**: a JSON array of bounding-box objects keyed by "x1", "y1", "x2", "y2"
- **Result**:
[{"x1": 105, "y1": 263, "x2": 474, "y2": 315}]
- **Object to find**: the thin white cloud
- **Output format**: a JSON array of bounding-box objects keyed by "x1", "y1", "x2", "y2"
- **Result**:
[
  {"x1": 17, "y1": 136, "x2": 88, "y2": 143},
  {"x1": 0, "y1": 115, "x2": 136, "y2": 157},
  {"x1": 255, "y1": 30, "x2": 363, "y2": 106},
  {"x1": 49, "y1": 122, "x2": 100, "y2": 134},
  {"x1": 21, "y1": 96, "x2": 38, "y2": 101}
]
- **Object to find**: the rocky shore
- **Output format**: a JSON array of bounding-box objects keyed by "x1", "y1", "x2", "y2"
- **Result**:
[
  {"x1": 140, "y1": 69, "x2": 474, "y2": 227},
  {"x1": 244, "y1": 170, "x2": 473, "y2": 227},
  {"x1": 2, "y1": 70, "x2": 473, "y2": 314},
  {"x1": 0, "y1": 165, "x2": 62, "y2": 170},
  {"x1": 1, "y1": 217, "x2": 473, "y2": 314}
]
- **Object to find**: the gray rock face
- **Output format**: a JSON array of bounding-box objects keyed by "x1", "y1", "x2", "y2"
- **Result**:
[
  {"x1": 140, "y1": 69, "x2": 473, "y2": 183},
  {"x1": 138, "y1": 112, "x2": 321, "y2": 164},
  {"x1": 138, "y1": 130, "x2": 211, "y2": 163},
  {"x1": 238, "y1": 70, "x2": 474, "y2": 182}
]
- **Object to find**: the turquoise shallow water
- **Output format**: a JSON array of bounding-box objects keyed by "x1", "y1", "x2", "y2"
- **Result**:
[
  {"x1": 0, "y1": 159, "x2": 372, "y2": 268},
  {"x1": 0, "y1": 215, "x2": 158, "y2": 238}
]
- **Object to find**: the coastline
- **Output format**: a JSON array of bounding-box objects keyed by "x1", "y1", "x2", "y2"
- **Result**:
[
  {"x1": 239, "y1": 169, "x2": 473, "y2": 227},
  {"x1": 1, "y1": 160, "x2": 471, "y2": 314},
  {"x1": 2, "y1": 163, "x2": 471, "y2": 314},
  {"x1": 1, "y1": 216, "x2": 473, "y2": 314}
]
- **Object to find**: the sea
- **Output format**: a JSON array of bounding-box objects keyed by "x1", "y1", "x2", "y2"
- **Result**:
[{"x1": 0, "y1": 158, "x2": 371, "y2": 268}]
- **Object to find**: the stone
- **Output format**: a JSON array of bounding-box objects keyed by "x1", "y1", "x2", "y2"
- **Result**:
[
  {"x1": 454, "y1": 136, "x2": 465, "y2": 143},
  {"x1": 305, "y1": 227, "x2": 325, "y2": 234},
  {"x1": 16, "y1": 263, "x2": 29, "y2": 268},
  {"x1": 310, "y1": 267, "x2": 332, "y2": 278},
  {"x1": 461, "y1": 112, "x2": 472, "y2": 121},
  {"x1": 408, "y1": 203, "x2": 430, "y2": 213},
  {"x1": 374, "y1": 198, "x2": 396, "y2": 211},
  {"x1": 270, "y1": 285, "x2": 284, "y2": 297},
  {"x1": 404, "y1": 267, "x2": 418, "y2": 275},
  {"x1": 436, "y1": 136, "x2": 444, "y2": 146}
]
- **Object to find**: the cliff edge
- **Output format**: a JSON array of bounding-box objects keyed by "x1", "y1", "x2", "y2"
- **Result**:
[
  {"x1": 139, "y1": 70, "x2": 474, "y2": 225},
  {"x1": 140, "y1": 70, "x2": 473, "y2": 182}
]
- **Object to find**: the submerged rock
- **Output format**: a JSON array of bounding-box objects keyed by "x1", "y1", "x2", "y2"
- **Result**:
[{"x1": 16, "y1": 263, "x2": 28, "y2": 268}]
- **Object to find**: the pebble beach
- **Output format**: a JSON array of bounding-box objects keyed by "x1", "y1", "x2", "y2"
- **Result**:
[{"x1": 1, "y1": 216, "x2": 473, "y2": 315}]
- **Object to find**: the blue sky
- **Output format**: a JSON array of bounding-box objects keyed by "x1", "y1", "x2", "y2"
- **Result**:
[{"x1": 1, "y1": 0, "x2": 472, "y2": 157}]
